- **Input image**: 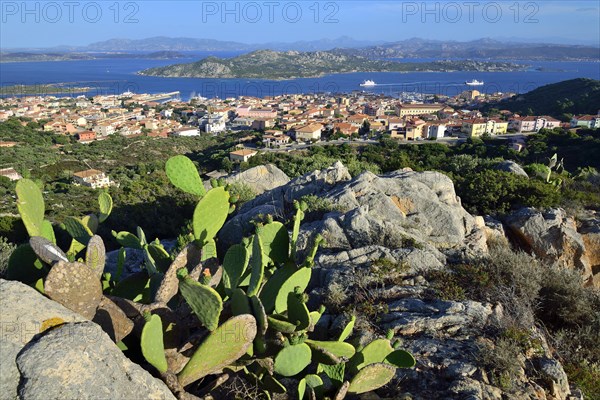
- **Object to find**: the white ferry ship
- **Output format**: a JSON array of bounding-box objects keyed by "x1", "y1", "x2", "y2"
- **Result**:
[
  {"x1": 360, "y1": 80, "x2": 376, "y2": 87},
  {"x1": 465, "y1": 80, "x2": 484, "y2": 86}
]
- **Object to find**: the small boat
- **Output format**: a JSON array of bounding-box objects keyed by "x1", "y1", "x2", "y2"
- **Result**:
[
  {"x1": 465, "y1": 80, "x2": 484, "y2": 86},
  {"x1": 360, "y1": 80, "x2": 376, "y2": 87}
]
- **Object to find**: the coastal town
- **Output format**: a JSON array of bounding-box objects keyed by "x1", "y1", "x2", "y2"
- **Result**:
[{"x1": 1, "y1": 88, "x2": 599, "y2": 186}]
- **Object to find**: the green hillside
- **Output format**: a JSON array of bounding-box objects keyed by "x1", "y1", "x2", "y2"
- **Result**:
[
  {"x1": 486, "y1": 78, "x2": 600, "y2": 117},
  {"x1": 138, "y1": 49, "x2": 526, "y2": 79}
]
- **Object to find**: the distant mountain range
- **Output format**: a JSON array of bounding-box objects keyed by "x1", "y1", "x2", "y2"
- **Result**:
[
  {"x1": 6, "y1": 36, "x2": 382, "y2": 53},
  {"x1": 4, "y1": 37, "x2": 599, "y2": 61},
  {"x1": 338, "y1": 38, "x2": 600, "y2": 61},
  {"x1": 138, "y1": 49, "x2": 528, "y2": 79}
]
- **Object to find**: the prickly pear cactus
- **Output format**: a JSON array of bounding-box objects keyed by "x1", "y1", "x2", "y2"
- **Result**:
[
  {"x1": 178, "y1": 314, "x2": 257, "y2": 387},
  {"x1": 177, "y1": 268, "x2": 223, "y2": 331},
  {"x1": 92, "y1": 296, "x2": 134, "y2": 343},
  {"x1": 339, "y1": 315, "x2": 356, "y2": 342},
  {"x1": 98, "y1": 192, "x2": 113, "y2": 223},
  {"x1": 305, "y1": 339, "x2": 356, "y2": 359},
  {"x1": 347, "y1": 363, "x2": 396, "y2": 394},
  {"x1": 63, "y1": 216, "x2": 93, "y2": 245},
  {"x1": 274, "y1": 343, "x2": 312, "y2": 377},
  {"x1": 112, "y1": 230, "x2": 142, "y2": 249},
  {"x1": 15, "y1": 179, "x2": 45, "y2": 237},
  {"x1": 29, "y1": 236, "x2": 68, "y2": 265},
  {"x1": 287, "y1": 289, "x2": 311, "y2": 331},
  {"x1": 257, "y1": 221, "x2": 289, "y2": 264},
  {"x1": 348, "y1": 338, "x2": 394, "y2": 374},
  {"x1": 247, "y1": 234, "x2": 264, "y2": 297},
  {"x1": 154, "y1": 243, "x2": 202, "y2": 304},
  {"x1": 6, "y1": 243, "x2": 47, "y2": 283},
  {"x1": 259, "y1": 264, "x2": 297, "y2": 313},
  {"x1": 221, "y1": 243, "x2": 248, "y2": 290},
  {"x1": 86, "y1": 235, "x2": 106, "y2": 278},
  {"x1": 274, "y1": 267, "x2": 312, "y2": 314},
  {"x1": 141, "y1": 313, "x2": 168, "y2": 373},
  {"x1": 44, "y1": 261, "x2": 103, "y2": 319},
  {"x1": 385, "y1": 349, "x2": 416, "y2": 368},
  {"x1": 192, "y1": 187, "x2": 230, "y2": 245},
  {"x1": 166, "y1": 155, "x2": 206, "y2": 197}
]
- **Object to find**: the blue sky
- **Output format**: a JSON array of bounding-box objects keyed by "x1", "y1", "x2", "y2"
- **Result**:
[{"x1": 1, "y1": 1, "x2": 599, "y2": 48}]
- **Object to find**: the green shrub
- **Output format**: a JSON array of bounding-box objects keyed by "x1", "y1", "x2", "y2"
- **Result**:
[{"x1": 0, "y1": 237, "x2": 16, "y2": 278}]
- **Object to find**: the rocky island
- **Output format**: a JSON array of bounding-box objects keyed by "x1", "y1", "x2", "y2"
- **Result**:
[{"x1": 137, "y1": 49, "x2": 529, "y2": 79}]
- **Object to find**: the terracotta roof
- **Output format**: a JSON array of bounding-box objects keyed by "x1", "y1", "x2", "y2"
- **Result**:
[
  {"x1": 230, "y1": 149, "x2": 257, "y2": 156},
  {"x1": 73, "y1": 169, "x2": 104, "y2": 178}
]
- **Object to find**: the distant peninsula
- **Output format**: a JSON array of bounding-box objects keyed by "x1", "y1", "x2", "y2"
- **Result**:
[
  {"x1": 137, "y1": 50, "x2": 529, "y2": 80},
  {"x1": 0, "y1": 51, "x2": 186, "y2": 63}
]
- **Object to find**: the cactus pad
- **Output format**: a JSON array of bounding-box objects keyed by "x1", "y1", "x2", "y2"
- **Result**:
[
  {"x1": 274, "y1": 267, "x2": 312, "y2": 314},
  {"x1": 86, "y1": 235, "x2": 106, "y2": 278},
  {"x1": 29, "y1": 236, "x2": 68, "y2": 265},
  {"x1": 154, "y1": 243, "x2": 202, "y2": 304},
  {"x1": 141, "y1": 313, "x2": 168, "y2": 373},
  {"x1": 178, "y1": 314, "x2": 257, "y2": 387},
  {"x1": 267, "y1": 315, "x2": 297, "y2": 334},
  {"x1": 177, "y1": 268, "x2": 223, "y2": 331},
  {"x1": 385, "y1": 349, "x2": 416, "y2": 368},
  {"x1": 44, "y1": 261, "x2": 103, "y2": 319},
  {"x1": 112, "y1": 230, "x2": 142, "y2": 249},
  {"x1": 222, "y1": 243, "x2": 248, "y2": 290},
  {"x1": 348, "y1": 338, "x2": 394, "y2": 374},
  {"x1": 287, "y1": 291, "x2": 311, "y2": 331},
  {"x1": 347, "y1": 363, "x2": 395, "y2": 394},
  {"x1": 193, "y1": 187, "x2": 230, "y2": 245},
  {"x1": 339, "y1": 315, "x2": 356, "y2": 342},
  {"x1": 98, "y1": 192, "x2": 113, "y2": 223},
  {"x1": 165, "y1": 155, "x2": 205, "y2": 196},
  {"x1": 64, "y1": 216, "x2": 93, "y2": 245},
  {"x1": 249, "y1": 295, "x2": 268, "y2": 336},
  {"x1": 40, "y1": 220, "x2": 56, "y2": 243},
  {"x1": 318, "y1": 362, "x2": 346, "y2": 386},
  {"x1": 274, "y1": 343, "x2": 312, "y2": 377},
  {"x1": 16, "y1": 179, "x2": 45, "y2": 237},
  {"x1": 7, "y1": 244, "x2": 47, "y2": 283},
  {"x1": 92, "y1": 296, "x2": 134, "y2": 343},
  {"x1": 230, "y1": 288, "x2": 252, "y2": 316},
  {"x1": 247, "y1": 234, "x2": 264, "y2": 297},
  {"x1": 259, "y1": 264, "x2": 297, "y2": 313},
  {"x1": 258, "y1": 221, "x2": 290, "y2": 264},
  {"x1": 305, "y1": 339, "x2": 356, "y2": 359}
]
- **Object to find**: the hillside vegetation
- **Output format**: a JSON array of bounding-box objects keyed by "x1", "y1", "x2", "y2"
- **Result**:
[
  {"x1": 138, "y1": 49, "x2": 526, "y2": 79},
  {"x1": 484, "y1": 78, "x2": 600, "y2": 116}
]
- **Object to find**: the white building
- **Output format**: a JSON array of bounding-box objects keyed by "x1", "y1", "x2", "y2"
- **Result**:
[
  {"x1": 73, "y1": 169, "x2": 112, "y2": 189},
  {"x1": 294, "y1": 123, "x2": 322, "y2": 141},
  {"x1": 93, "y1": 123, "x2": 115, "y2": 137},
  {"x1": 230, "y1": 149, "x2": 258, "y2": 163},
  {"x1": 202, "y1": 114, "x2": 227, "y2": 134},
  {"x1": 171, "y1": 126, "x2": 199, "y2": 137},
  {"x1": 426, "y1": 124, "x2": 446, "y2": 139}
]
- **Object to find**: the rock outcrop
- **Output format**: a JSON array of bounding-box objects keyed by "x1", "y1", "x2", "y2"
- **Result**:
[
  {"x1": 2, "y1": 162, "x2": 588, "y2": 400},
  {"x1": 220, "y1": 162, "x2": 487, "y2": 257},
  {"x1": 494, "y1": 160, "x2": 529, "y2": 178},
  {"x1": 505, "y1": 208, "x2": 599, "y2": 287},
  {"x1": 17, "y1": 322, "x2": 176, "y2": 400},
  {"x1": 226, "y1": 164, "x2": 290, "y2": 195},
  {"x1": 0, "y1": 279, "x2": 175, "y2": 400}
]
